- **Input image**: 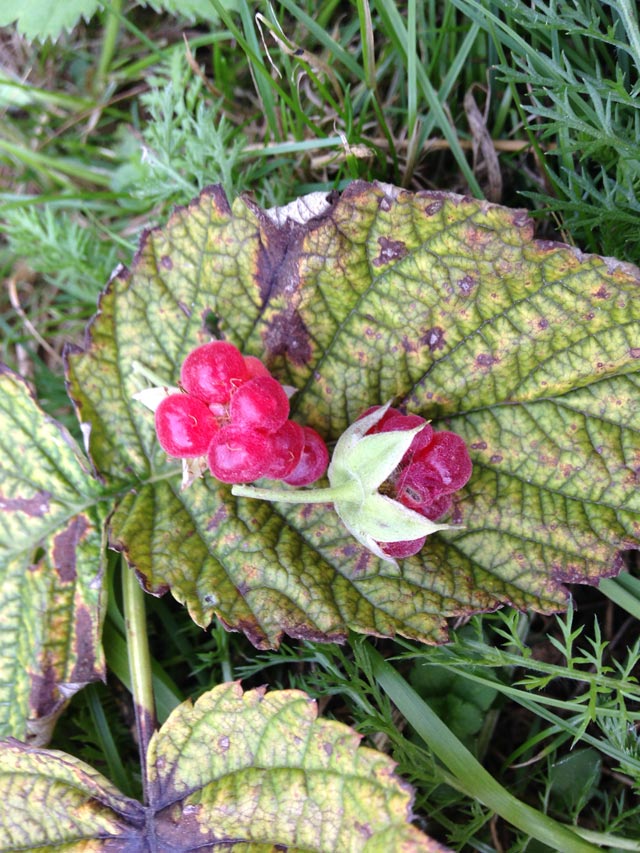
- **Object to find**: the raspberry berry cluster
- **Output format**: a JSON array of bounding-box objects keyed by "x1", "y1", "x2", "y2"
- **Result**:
[
  {"x1": 154, "y1": 341, "x2": 328, "y2": 485},
  {"x1": 232, "y1": 400, "x2": 472, "y2": 564},
  {"x1": 360, "y1": 406, "x2": 472, "y2": 558}
]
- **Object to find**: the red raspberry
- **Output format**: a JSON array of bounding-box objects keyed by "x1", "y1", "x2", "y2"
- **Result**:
[
  {"x1": 155, "y1": 394, "x2": 219, "y2": 458},
  {"x1": 412, "y1": 431, "x2": 472, "y2": 492},
  {"x1": 261, "y1": 421, "x2": 305, "y2": 479},
  {"x1": 229, "y1": 375, "x2": 290, "y2": 434},
  {"x1": 283, "y1": 426, "x2": 330, "y2": 486},
  {"x1": 180, "y1": 341, "x2": 248, "y2": 404},
  {"x1": 243, "y1": 355, "x2": 271, "y2": 379},
  {"x1": 155, "y1": 343, "x2": 329, "y2": 489},
  {"x1": 207, "y1": 424, "x2": 271, "y2": 483},
  {"x1": 361, "y1": 405, "x2": 471, "y2": 557},
  {"x1": 380, "y1": 537, "x2": 427, "y2": 559}
]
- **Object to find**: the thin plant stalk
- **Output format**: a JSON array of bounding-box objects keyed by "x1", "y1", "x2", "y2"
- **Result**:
[
  {"x1": 122, "y1": 560, "x2": 157, "y2": 805},
  {"x1": 95, "y1": 0, "x2": 124, "y2": 95}
]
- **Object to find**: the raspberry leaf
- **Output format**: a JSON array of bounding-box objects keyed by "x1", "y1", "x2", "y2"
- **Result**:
[
  {"x1": 0, "y1": 683, "x2": 444, "y2": 851},
  {"x1": 66, "y1": 183, "x2": 640, "y2": 647},
  {"x1": 0, "y1": 368, "x2": 106, "y2": 741},
  {"x1": 0, "y1": 0, "x2": 103, "y2": 42}
]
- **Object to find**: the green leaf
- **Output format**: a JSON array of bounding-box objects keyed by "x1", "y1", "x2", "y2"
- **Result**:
[
  {"x1": 0, "y1": 0, "x2": 103, "y2": 41},
  {"x1": 138, "y1": 0, "x2": 238, "y2": 22},
  {"x1": 410, "y1": 662, "x2": 498, "y2": 745},
  {"x1": 0, "y1": 368, "x2": 106, "y2": 741},
  {"x1": 65, "y1": 183, "x2": 640, "y2": 647},
  {"x1": 0, "y1": 683, "x2": 446, "y2": 851}
]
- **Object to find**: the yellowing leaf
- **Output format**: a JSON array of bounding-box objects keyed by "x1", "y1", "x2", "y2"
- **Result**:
[
  {"x1": 65, "y1": 183, "x2": 640, "y2": 647},
  {"x1": 0, "y1": 368, "x2": 106, "y2": 741},
  {"x1": 0, "y1": 683, "x2": 448, "y2": 852}
]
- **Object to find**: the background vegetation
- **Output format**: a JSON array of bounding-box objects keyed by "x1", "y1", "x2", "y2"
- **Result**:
[{"x1": 1, "y1": 1, "x2": 639, "y2": 849}]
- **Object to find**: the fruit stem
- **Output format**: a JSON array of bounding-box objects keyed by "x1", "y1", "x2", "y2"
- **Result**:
[{"x1": 232, "y1": 480, "x2": 359, "y2": 505}]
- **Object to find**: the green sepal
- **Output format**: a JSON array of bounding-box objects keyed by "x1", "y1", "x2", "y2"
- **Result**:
[{"x1": 338, "y1": 493, "x2": 451, "y2": 544}]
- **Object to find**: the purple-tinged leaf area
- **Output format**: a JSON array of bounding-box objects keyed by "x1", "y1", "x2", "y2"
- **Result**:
[
  {"x1": 0, "y1": 369, "x2": 106, "y2": 741},
  {"x1": 147, "y1": 683, "x2": 448, "y2": 852},
  {"x1": 0, "y1": 685, "x2": 449, "y2": 852},
  {"x1": 65, "y1": 182, "x2": 640, "y2": 646},
  {"x1": 0, "y1": 738, "x2": 144, "y2": 850}
]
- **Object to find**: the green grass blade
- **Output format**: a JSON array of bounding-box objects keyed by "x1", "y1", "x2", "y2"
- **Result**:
[
  {"x1": 373, "y1": 0, "x2": 483, "y2": 195},
  {"x1": 363, "y1": 641, "x2": 601, "y2": 853},
  {"x1": 277, "y1": 0, "x2": 364, "y2": 79},
  {"x1": 84, "y1": 683, "x2": 134, "y2": 797}
]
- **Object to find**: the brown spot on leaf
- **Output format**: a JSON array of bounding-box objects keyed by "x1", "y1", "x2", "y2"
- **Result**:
[
  {"x1": 372, "y1": 236, "x2": 408, "y2": 267},
  {"x1": 594, "y1": 285, "x2": 610, "y2": 299},
  {"x1": 421, "y1": 326, "x2": 446, "y2": 352},
  {"x1": 458, "y1": 275, "x2": 476, "y2": 295},
  {"x1": 424, "y1": 200, "x2": 443, "y2": 216},
  {"x1": 538, "y1": 453, "x2": 559, "y2": 467},
  {"x1": 512, "y1": 209, "x2": 532, "y2": 229},
  {"x1": 249, "y1": 190, "x2": 338, "y2": 304},
  {"x1": 155, "y1": 802, "x2": 204, "y2": 845},
  {"x1": 0, "y1": 490, "x2": 51, "y2": 516},
  {"x1": 470, "y1": 441, "x2": 487, "y2": 450},
  {"x1": 538, "y1": 318, "x2": 549, "y2": 330},
  {"x1": 396, "y1": 337, "x2": 415, "y2": 355},
  {"x1": 71, "y1": 605, "x2": 101, "y2": 683},
  {"x1": 353, "y1": 550, "x2": 373, "y2": 576},
  {"x1": 341, "y1": 543, "x2": 359, "y2": 559},
  {"x1": 630, "y1": 347, "x2": 640, "y2": 359},
  {"x1": 355, "y1": 822, "x2": 373, "y2": 839},
  {"x1": 489, "y1": 454, "x2": 503, "y2": 464},
  {"x1": 475, "y1": 353, "x2": 499, "y2": 369},
  {"x1": 465, "y1": 226, "x2": 492, "y2": 248},
  {"x1": 263, "y1": 310, "x2": 312, "y2": 366},
  {"x1": 236, "y1": 581, "x2": 250, "y2": 597},
  {"x1": 160, "y1": 255, "x2": 173, "y2": 270},
  {"x1": 218, "y1": 735, "x2": 230, "y2": 751},
  {"x1": 52, "y1": 515, "x2": 90, "y2": 582},
  {"x1": 29, "y1": 657, "x2": 58, "y2": 719},
  {"x1": 207, "y1": 505, "x2": 229, "y2": 531}
]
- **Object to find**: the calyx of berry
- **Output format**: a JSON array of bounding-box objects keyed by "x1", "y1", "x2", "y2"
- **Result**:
[
  {"x1": 233, "y1": 402, "x2": 454, "y2": 564},
  {"x1": 325, "y1": 403, "x2": 453, "y2": 560}
]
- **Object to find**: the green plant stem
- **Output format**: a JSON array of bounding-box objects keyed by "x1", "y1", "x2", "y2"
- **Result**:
[
  {"x1": 122, "y1": 561, "x2": 156, "y2": 806},
  {"x1": 363, "y1": 642, "x2": 601, "y2": 853},
  {"x1": 95, "y1": 0, "x2": 123, "y2": 95},
  {"x1": 232, "y1": 481, "x2": 358, "y2": 504}
]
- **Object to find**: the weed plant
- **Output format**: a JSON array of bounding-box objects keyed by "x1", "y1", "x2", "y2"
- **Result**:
[{"x1": 1, "y1": 1, "x2": 639, "y2": 850}]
